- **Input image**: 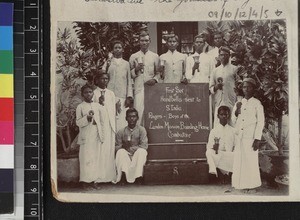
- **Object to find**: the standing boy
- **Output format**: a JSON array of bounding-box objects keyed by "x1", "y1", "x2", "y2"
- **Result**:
[
  {"x1": 231, "y1": 78, "x2": 265, "y2": 193},
  {"x1": 102, "y1": 40, "x2": 133, "y2": 132},
  {"x1": 207, "y1": 31, "x2": 225, "y2": 67},
  {"x1": 76, "y1": 84, "x2": 105, "y2": 187},
  {"x1": 93, "y1": 72, "x2": 117, "y2": 183},
  {"x1": 129, "y1": 31, "x2": 160, "y2": 125},
  {"x1": 209, "y1": 46, "x2": 238, "y2": 127},
  {"x1": 185, "y1": 33, "x2": 214, "y2": 83},
  {"x1": 159, "y1": 35, "x2": 187, "y2": 83}
]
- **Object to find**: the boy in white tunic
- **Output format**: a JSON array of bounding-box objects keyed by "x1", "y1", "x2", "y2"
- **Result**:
[
  {"x1": 185, "y1": 33, "x2": 214, "y2": 83},
  {"x1": 231, "y1": 78, "x2": 265, "y2": 193},
  {"x1": 206, "y1": 105, "x2": 235, "y2": 183},
  {"x1": 76, "y1": 85, "x2": 104, "y2": 187},
  {"x1": 129, "y1": 31, "x2": 160, "y2": 125},
  {"x1": 209, "y1": 46, "x2": 238, "y2": 128},
  {"x1": 207, "y1": 31, "x2": 224, "y2": 67},
  {"x1": 93, "y1": 73, "x2": 117, "y2": 183},
  {"x1": 102, "y1": 40, "x2": 133, "y2": 132},
  {"x1": 114, "y1": 108, "x2": 148, "y2": 184},
  {"x1": 159, "y1": 35, "x2": 188, "y2": 84}
]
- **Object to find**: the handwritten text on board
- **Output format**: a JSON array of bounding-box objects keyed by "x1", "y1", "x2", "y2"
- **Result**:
[{"x1": 144, "y1": 83, "x2": 210, "y2": 144}]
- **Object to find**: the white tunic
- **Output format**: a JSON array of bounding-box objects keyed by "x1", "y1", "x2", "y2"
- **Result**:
[
  {"x1": 206, "y1": 124, "x2": 235, "y2": 175},
  {"x1": 93, "y1": 88, "x2": 117, "y2": 182},
  {"x1": 76, "y1": 101, "x2": 104, "y2": 183},
  {"x1": 102, "y1": 58, "x2": 133, "y2": 131},
  {"x1": 207, "y1": 47, "x2": 219, "y2": 66},
  {"x1": 231, "y1": 97, "x2": 265, "y2": 189},
  {"x1": 129, "y1": 50, "x2": 159, "y2": 125},
  {"x1": 185, "y1": 52, "x2": 214, "y2": 83},
  {"x1": 209, "y1": 63, "x2": 238, "y2": 127},
  {"x1": 160, "y1": 50, "x2": 187, "y2": 83}
]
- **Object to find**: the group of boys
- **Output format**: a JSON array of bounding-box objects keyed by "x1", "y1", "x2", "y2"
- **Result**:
[
  {"x1": 206, "y1": 77, "x2": 264, "y2": 193},
  {"x1": 77, "y1": 30, "x2": 265, "y2": 193}
]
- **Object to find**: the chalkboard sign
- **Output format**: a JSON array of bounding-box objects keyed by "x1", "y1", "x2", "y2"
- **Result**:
[{"x1": 144, "y1": 83, "x2": 210, "y2": 145}]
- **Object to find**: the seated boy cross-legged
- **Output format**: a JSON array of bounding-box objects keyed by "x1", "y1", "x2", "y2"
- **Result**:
[
  {"x1": 113, "y1": 108, "x2": 148, "y2": 184},
  {"x1": 206, "y1": 105, "x2": 235, "y2": 184}
]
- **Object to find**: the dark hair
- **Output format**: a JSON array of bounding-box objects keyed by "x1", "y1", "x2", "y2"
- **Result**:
[
  {"x1": 194, "y1": 32, "x2": 206, "y2": 42},
  {"x1": 112, "y1": 40, "x2": 124, "y2": 48},
  {"x1": 81, "y1": 84, "x2": 94, "y2": 95},
  {"x1": 213, "y1": 31, "x2": 223, "y2": 38},
  {"x1": 139, "y1": 31, "x2": 150, "y2": 39},
  {"x1": 126, "y1": 108, "x2": 139, "y2": 118},
  {"x1": 94, "y1": 71, "x2": 109, "y2": 86},
  {"x1": 217, "y1": 105, "x2": 230, "y2": 115},
  {"x1": 167, "y1": 34, "x2": 179, "y2": 42},
  {"x1": 218, "y1": 46, "x2": 230, "y2": 55},
  {"x1": 125, "y1": 96, "x2": 134, "y2": 108}
]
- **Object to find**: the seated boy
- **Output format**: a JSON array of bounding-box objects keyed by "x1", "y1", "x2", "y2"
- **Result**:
[
  {"x1": 206, "y1": 105, "x2": 235, "y2": 183},
  {"x1": 113, "y1": 108, "x2": 148, "y2": 184}
]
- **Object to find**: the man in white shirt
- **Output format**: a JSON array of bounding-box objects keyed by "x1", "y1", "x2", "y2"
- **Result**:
[
  {"x1": 102, "y1": 40, "x2": 133, "y2": 132},
  {"x1": 206, "y1": 106, "x2": 235, "y2": 183},
  {"x1": 159, "y1": 35, "x2": 187, "y2": 83},
  {"x1": 185, "y1": 33, "x2": 214, "y2": 83},
  {"x1": 231, "y1": 78, "x2": 265, "y2": 192},
  {"x1": 207, "y1": 31, "x2": 225, "y2": 67},
  {"x1": 129, "y1": 31, "x2": 160, "y2": 125},
  {"x1": 92, "y1": 72, "x2": 117, "y2": 183},
  {"x1": 209, "y1": 46, "x2": 238, "y2": 128}
]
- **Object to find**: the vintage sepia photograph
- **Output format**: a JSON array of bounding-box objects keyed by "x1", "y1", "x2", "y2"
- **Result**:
[{"x1": 52, "y1": 19, "x2": 291, "y2": 201}]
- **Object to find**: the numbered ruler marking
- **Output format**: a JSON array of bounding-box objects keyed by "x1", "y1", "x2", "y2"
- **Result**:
[{"x1": 24, "y1": 0, "x2": 42, "y2": 219}]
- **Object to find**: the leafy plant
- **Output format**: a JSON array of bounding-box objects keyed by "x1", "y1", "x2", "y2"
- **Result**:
[
  {"x1": 73, "y1": 22, "x2": 147, "y2": 84},
  {"x1": 56, "y1": 28, "x2": 86, "y2": 154},
  {"x1": 224, "y1": 20, "x2": 288, "y2": 155}
]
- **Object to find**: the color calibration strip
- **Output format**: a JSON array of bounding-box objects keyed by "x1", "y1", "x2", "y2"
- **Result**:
[{"x1": 0, "y1": 2, "x2": 14, "y2": 215}]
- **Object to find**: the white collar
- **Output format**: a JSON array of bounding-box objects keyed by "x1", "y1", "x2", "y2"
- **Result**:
[
  {"x1": 216, "y1": 123, "x2": 229, "y2": 129},
  {"x1": 167, "y1": 50, "x2": 178, "y2": 55},
  {"x1": 242, "y1": 97, "x2": 254, "y2": 102}
]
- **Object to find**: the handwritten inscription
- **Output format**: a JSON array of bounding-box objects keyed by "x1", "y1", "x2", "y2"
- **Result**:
[
  {"x1": 144, "y1": 84, "x2": 210, "y2": 144},
  {"x1": 208, "y1": 6, "x2": 269, "y2": 20},
  {"x1": 83, "y1": 0, "x2": 283, "y2": 19},
  {"x1": 155, "y1": 0, "x2": 252, "y2": 13}
]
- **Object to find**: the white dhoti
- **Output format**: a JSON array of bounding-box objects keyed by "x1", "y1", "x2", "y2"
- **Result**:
[
  {"x1": 79, "y1": 124, "x2": 100, "y2": 183},
  {"x1": 114, "y1": 148, "x2": 147, "y2": 183},
  {"x1": 232, "y1": 138, "x2": 261, "y2": 189},
  {"x1": 134, "y1": 89, "x2": 144, "y2": 126},
  {"x1": 206, "y1": 148, "x2": 234, "y2": 176},
  {"x1": 95, "y1": 110, "x2": 117, "y2": 183}
]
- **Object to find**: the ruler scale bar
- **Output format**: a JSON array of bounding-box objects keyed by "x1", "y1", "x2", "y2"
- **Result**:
[{"x1": 24, "y1": 0, "x2": 42, "y2": 219}]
